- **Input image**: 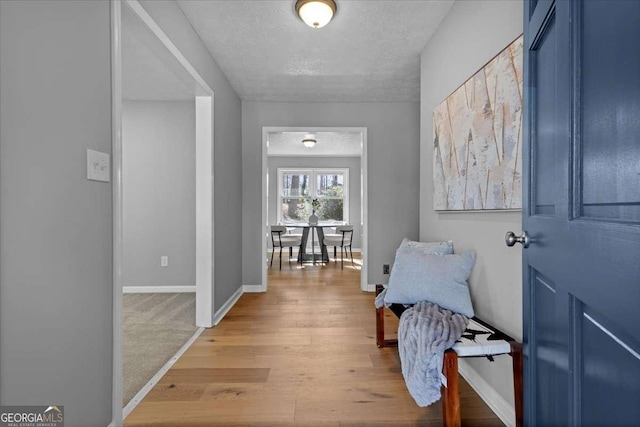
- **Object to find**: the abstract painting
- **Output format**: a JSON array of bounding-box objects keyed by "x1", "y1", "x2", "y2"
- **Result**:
[{"x1": 433, "y1": 35, "x2": 523, "y2": 211}]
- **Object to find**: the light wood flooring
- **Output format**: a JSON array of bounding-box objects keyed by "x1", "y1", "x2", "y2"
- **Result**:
[{"x1": 125, "y1": 253, "x2": 504, "y2": 426}]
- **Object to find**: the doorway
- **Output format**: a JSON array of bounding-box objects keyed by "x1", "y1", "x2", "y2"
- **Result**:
[
  {"x1": 111, "y1": 0, "x2": 214, "y2": 422},
  {"x1": 261, "y1": 127, "x2": 368, "y2": 291}
]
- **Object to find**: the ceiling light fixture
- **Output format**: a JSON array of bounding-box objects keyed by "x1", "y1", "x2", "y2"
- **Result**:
[
  {"x1": 302, "y1": 134, "x2": 317, "y2": 148},
  {"x1": 295, "y1": 0, "x2": 337, "y2": 29}
]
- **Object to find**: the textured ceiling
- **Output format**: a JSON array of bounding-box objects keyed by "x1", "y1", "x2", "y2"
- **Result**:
[
  {"x1": 268, "y1": 131, "x2": 362, "y2": 156},
  {"x1": 176, "y1": 0, "x2": 455, "y2": 102}
]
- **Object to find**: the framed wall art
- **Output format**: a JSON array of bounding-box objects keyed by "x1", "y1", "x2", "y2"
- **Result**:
[{"x1": 433, "y1": 35, "x2": 523, "y2": 211}]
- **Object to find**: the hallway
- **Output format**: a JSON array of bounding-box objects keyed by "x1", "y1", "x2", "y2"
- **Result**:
[{"x1": 125, "y1": 256, "x2": 503, "y2": 426}]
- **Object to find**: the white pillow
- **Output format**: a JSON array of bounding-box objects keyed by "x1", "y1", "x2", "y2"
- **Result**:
[
  {"x1": 384, "y1": 248, "x2": 475, "y2": 317},
  {"x1": 399, "y1": 238, "x2": 453, "y2": 255}
]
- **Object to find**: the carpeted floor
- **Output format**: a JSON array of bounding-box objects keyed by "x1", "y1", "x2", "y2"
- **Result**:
[{"x1": 122, "y1": 292, "x2": 198, "y2": 407}]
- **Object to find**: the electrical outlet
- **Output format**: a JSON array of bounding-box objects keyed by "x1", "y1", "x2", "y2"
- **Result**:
[
  {"x1": 161, "y1": 256, "x2": 169, "y2": 267},
  {"x1": 383, "y1": 264, "x2": 390, "y2": 275}
]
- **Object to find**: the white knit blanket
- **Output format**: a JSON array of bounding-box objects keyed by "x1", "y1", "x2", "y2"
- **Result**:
[{"x1": 398, "y1": 301, "x2": 468, "y2": 407}]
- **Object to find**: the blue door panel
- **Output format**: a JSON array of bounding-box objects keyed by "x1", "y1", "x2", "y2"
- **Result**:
[
  {"x1": 533, "y1": 272, "x2": 559, "y2": 426},
  {"x1": 523, "y1": 0, "x2": 640, "y2": 425},
  {"x1": 532, "y1": 14, "x2": 558, "y2": 217},
  {"x1": 581, "y1": 309, "x2": 640, "y2": 426},
  {"x1": 579, "y1": 0, "x2": 640, "y2": 223}
]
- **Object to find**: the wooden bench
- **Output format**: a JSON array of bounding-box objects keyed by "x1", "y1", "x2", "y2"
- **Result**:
[{"x1": 375, "y1": 285, "x2": 523, "y2": 427}]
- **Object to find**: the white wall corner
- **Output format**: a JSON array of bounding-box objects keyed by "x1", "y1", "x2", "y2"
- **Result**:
[
  {"x1": 123, "y1": 286, "x2": 196, "y2": 293},
  {"x1": 243, "y1": 284, "x2": 267, "y2": 293},
  {"x1": 212, "y1": 286, "x2": 244, "y2": 326},
  {"x1": 365, "y1": 284, "x2": 377, "y2": 292},
  {"x1": 458, "y1": 359, "x2": 516, "y2": 427}
]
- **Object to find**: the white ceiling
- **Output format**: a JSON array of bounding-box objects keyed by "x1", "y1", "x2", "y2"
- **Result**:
[
  {"x1": 176, "y1": 0, "x2": 455, "y2": 102},
  {"x1": 268, "y1": 131, "x2": 362, "y2": 156}
]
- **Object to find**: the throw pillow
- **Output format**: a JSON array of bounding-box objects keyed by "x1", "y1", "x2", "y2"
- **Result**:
[
  {"x1": 399, "y1": 238, "x2": 453, "y2": 255},
  {"x1": 384, "y1": 249, "x2": 475, "y2": 317}
]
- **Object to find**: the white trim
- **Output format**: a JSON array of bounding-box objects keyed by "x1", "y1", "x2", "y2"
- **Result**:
[
  {"x1": 123, "y1": 286, "x2": 196, "y2": 293},
  {"x1": 123, "y1": 327, "x2": 205, "y2": 419},
  {"x1": 111, "y1": 1, "x2": 123, "y2": 426},
  {"x1": 261, "y1": 128, "x2": 269, "y2": 293},
  {"x1": 243, "y1": 284, "x2": 267, "y2": 293},
  {"x1": 122, "y1": 0, "x2": 213, "y2": 95},
  {"x1": 122, "y1": 1, "x2": 215, "y2": 330},
  {"x1": 113, "y1": 1, "x2": 215, "y2": 424},
  {"x1": 360, "y1": 128, "x2": 368, "y2": 292},
  {"x1": 458, "y1": 359, "x2": 516, "y2": 427},
  {"x1": 212, "y1": 286, "x2": 244, "y2": 326},
  {"x1": 364, "y1": 284, "x2": 377, "y2": 292},
  {"x1": 195, "y1": 95, "x2": 214, "y2": 328},
  {"x1": 261, "y1": 127, "x2": 369, "y2": 293}
]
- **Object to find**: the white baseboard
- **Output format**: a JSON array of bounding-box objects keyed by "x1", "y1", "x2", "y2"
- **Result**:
[
  {"x1": 365, "y1": 283, "x2": 377, "y2": 292},
  {"x1": 243, "y1": 284, "x2": 267, "y2": 293},
  {"x1": 123, "y1": 286, "x2": 195, "y2": 293},
  {"x1": 458, "y1": 359, "x2": 515, "y2": 427},
  {"x1": 212, "y1": 286, "x2": 243, "y2": 326}
]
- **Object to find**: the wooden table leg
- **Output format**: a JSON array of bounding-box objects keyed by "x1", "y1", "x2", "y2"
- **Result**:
[
  {"x1": 376, "y1": 306, "x2": 385, "y2": 348},
  {"x1": 375, "y1": 285, "x2": 399, "y2": 347},
  {"x1": 441, "y1": 349, "x2": 460, "y2": 427},
  {"x1": 510, "y1": 342, "x2": 523, "y2": 427}
]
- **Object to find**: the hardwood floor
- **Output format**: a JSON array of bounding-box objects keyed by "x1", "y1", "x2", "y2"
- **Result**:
[{"x1": 125, "y1": 253, "x2": 504, "y2": 426}]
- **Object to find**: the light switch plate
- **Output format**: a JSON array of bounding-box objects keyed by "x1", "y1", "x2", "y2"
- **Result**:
[{"x1": 87, "y1": 149, "x2": 110, "y2": 182}]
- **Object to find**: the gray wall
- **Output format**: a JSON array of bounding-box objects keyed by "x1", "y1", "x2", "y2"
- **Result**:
[
  {"x1": 0, "y1": 1, "x2": 113, "y2": 425},
  {"x1": 420, "y1": 0, "x2": 523, "y2": 411},
  {"x1": 0, "y1": 1, "x2": 242, "y2": 424},
  {"x1": 138, "y1": 0, "x2": 243, "y2": 312},
  {"x1": 242, "y1": 102, "x2": 421, "y2": 287},
  {"x1": 122, "y1": 101, "x2": 195, "y2": 288},
  {"x1": 268, "y1": 156, "x2": 362, "y2": 249}
]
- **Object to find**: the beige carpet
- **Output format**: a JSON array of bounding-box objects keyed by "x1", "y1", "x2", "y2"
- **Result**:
[{"x1": 122, "y1": 292, "x2": 198, "y2": 406}]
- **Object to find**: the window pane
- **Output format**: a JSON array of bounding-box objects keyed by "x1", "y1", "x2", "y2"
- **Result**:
[
  {"x1": 317, "y1": 199, "x2": 343, "y2": 222},
  {"x1": 281, "y1": 173, "x2": 310, "y2": 197},
  {"x1": 316, "y1": 173, "x2": 344, "y2": 198},
  {"x1": 281, "y1": 197, "x2": 311, "y2": 223}
]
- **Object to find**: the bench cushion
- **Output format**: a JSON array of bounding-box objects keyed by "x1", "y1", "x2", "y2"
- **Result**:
[{"x1": 452, "y1": 318, "x2": 511, "y2": 357}]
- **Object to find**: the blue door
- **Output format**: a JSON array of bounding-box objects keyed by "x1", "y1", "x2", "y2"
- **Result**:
[{"x1": 521, "y1": 0, "x2": 640, "y2": 425}]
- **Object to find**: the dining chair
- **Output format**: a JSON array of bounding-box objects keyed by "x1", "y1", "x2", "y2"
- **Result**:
[
  {"x1": 270, "y1": 225, "x2": 302, "y2": 269},
  {"x1": 322, "y1": 224, "x2": 354, "y2": 269}
]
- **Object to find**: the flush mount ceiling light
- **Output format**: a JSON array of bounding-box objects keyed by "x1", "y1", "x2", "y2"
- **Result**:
[
  {"x1": 302, "y1": 134, "x2": 317, "y2": 148},
  {"x1": 295, "y1": 0, "x2": 337, "y2": 29}
]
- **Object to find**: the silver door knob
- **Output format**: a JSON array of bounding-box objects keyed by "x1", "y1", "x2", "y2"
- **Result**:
[{"x1": 505, "y1": 231, "x2": 529, "y2": 248}]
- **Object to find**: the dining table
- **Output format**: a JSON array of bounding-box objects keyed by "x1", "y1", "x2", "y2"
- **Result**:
[{"x1": 286, "y1": 222, "x2": 339, "y2": 265}]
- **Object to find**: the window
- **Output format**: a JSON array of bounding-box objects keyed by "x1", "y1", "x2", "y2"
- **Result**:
[{"x1": 278, "y1": 168, "x2": 348, "y2": 224}]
